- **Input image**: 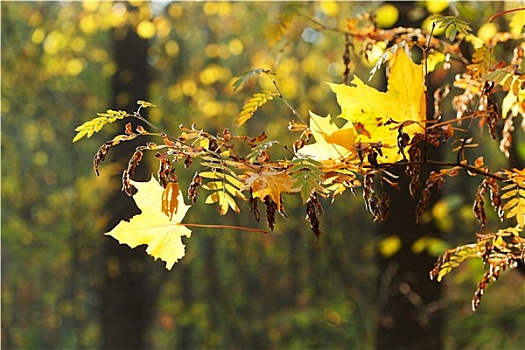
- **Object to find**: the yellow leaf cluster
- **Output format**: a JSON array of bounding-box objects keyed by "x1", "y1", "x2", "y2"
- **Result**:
[
  {"x1": 236, "y1": 90, "x2": 274, "y2": 126},
  {"x1": 501, "y1": 75, "x2": 525, "y2": 119},
  {"x1": 200, "y1": 171, "x2": 245, "y2": 215},
  {"x1": 502, "y1": 168, "x2": 525, "y2": 228}
]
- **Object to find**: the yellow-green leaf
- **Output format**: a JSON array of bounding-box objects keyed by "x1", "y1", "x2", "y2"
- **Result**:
[
  {"x1": 137, "y1": 100, "x2": 156, "y2": 108},
  {"x1": 73, "y1": 110, "x2": 129, "y2": 142},
  {"x1": 72, "y1": 130, "x2": 88, "y2": 143},
  {"x1": 199, "y1": 171, "x2": 224, "y2": 179}
]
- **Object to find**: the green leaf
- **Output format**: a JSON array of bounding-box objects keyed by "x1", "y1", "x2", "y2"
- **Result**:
[
  {"x1": 232, "y1": 68, "x2": 269, "y2": 92},
  {"x1": 432, "y1": 15, "x2": 471, "y2": 42},
  {"x1": 445, "y1": 25, "x2": 458, "y2": 41}
]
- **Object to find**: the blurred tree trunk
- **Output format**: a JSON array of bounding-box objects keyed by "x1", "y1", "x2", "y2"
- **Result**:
[
  {"x1": 375, "y1": 176, "x2": 443, "y2": 349},
  {"x1": 375, "y1": 2, "x2": 444, "y2": 349},
  {"x1": 99, "y1": 24, "x2": 154, "y2": 349}
]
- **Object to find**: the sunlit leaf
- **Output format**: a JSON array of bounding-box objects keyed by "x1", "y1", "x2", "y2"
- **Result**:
[
  {"x1": 236, "y1": 90, "x2": 275, "y2": 126},
  {"x1": 296, "y1": 112, "x2": 356, "y2": 166},
  {"x1": 105, "y1": 176, "x2": 192, "y2": 270},
  {"x1": 205, "y1": 191, "x2": 239, "y2": 215},
  {"x1": 73, "y1": 110, "x2": 128, "y2": 142},
  {"x1": 137, "y1": 100, "x2": 156, "y2": 108},
  {"x1": 329, "y1": 50, "x2": 426, "y2": 163}
]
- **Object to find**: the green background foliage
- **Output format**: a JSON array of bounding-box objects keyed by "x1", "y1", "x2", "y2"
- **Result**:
[{"x1": 2, "y1": 1, "x2": 523, "y2": 348}]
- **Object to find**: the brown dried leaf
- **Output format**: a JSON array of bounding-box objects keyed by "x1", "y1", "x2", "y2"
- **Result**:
[
  {"x1": 122, "y1": 149, "x2": 144, "y2": 196},
  {"x1": 473, "y1": 179, "x2": 488, "y2": 228},
  {"x1": 188, "y1": 173, "x2": 202, "y2": 204},
  {"x1": 264, "y1": 196, "x2": 277, "y2": 231},
  {"x1": 249, "y1": 190, "x2": 261, "y2": 222},
  {"x1": 93, "y1": 142, "x2": 112, "y2": 176},
  {"x1": 158, "y1": 158, "x2": 171, "y2": 189},
  {"x1": 306, "y1": 191, "x2": 323, "y2": 241}
]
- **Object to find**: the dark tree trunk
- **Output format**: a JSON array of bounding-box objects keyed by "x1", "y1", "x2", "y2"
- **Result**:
[
  {"x1": 375, "y1": 175, "x2": 444, "y2": 349},
  {"x1": 375, "y1": 2, "x2": 444, "y2": 348},
  {"x1": 99, "y1": 24, "x2": 153, "y2": 349}
]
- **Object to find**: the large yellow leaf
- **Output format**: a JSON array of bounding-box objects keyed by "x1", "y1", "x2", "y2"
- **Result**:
[
  {"x1": 328, "y1": 50, "x2": 426, "y2": 163},
  {"x1": 106, "y1": 176, "x2": 192, "y2": 270},
  {"x1": 296, "y1": 111, "x2": 356, "y2": 166}
]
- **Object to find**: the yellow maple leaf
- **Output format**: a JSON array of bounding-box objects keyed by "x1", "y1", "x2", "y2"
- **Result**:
[
  {"x1": 106, "y1": 176, "x2": 192, "y2": 270},
  {"x1": 296, "y1": 111, "x2": 356, "y2": 166},
  {"x1": 328, "y1": 49, "x2": 426, "y2": 163}
]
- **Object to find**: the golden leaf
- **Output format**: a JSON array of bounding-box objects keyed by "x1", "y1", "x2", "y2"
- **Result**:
[
  {"x1": 105, "y1": 176, "x2": 192, "y2": 270},
  {"x1": 236, "y1": 91, "x2": 274, "y2": 126},
  {"x1": 328, "y1": 50, "x2": 426, "y2": 163}
]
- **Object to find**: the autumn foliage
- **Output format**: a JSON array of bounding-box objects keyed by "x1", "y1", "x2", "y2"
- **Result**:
[{"x1": 74, "y1": 9, "x2": 525, "y2": 310}]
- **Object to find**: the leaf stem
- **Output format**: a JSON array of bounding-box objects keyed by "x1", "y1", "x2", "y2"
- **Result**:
[
  {"x1": 180, "y1": 223, "x2": 268, "y2": 234},
  {"x1": 426, "y1": 115, "x2": 476, "y2": 129},
  {"x1": 488, "y1": 7, "x2": 525, "y2": 23}
]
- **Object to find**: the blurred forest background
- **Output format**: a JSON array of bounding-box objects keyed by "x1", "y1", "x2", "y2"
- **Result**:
[{"x1": 2, "y1": 1, "x2": 524, "y2": 349}]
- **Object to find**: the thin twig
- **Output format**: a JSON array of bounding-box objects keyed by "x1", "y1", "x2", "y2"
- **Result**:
[
  {"x1": 488, "y1": 7, "x2": 525, "y2": 23},
  {"x1": 374, "y1": 159, "x2": 509, "y2": 183},
  {"x1": 181, "y1": 223, "x2": 268, "y2": 234}
]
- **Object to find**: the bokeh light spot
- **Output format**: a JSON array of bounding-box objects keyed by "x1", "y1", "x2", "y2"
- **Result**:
[
  {"x1": 33, "y1": 151, "x2": 49, "y2": 167},
  {"x1": 31, "y1": 29, "x2": 46, "y2": 44},
  {"x1": 66, "y1": 58, "x2": 85, "y2": 76},
  {"x1": 477, "y1": 23, "x2": 498, "y2": 43},
  {"x1": 228, "y1": 38, "x2": 243, "y2": 56},
  {"x1": 374, "y1": 4, "x2": 399, "y2": 28},
  {"x1": 165, "y1": 40, "x2": 179, "y2": 58},
  {"x1": 426, "y1": 1, "x2": 449, "y2": 14},
  {"x1": 137, "y1": 21, "x2": 156, "y2": 39}
]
